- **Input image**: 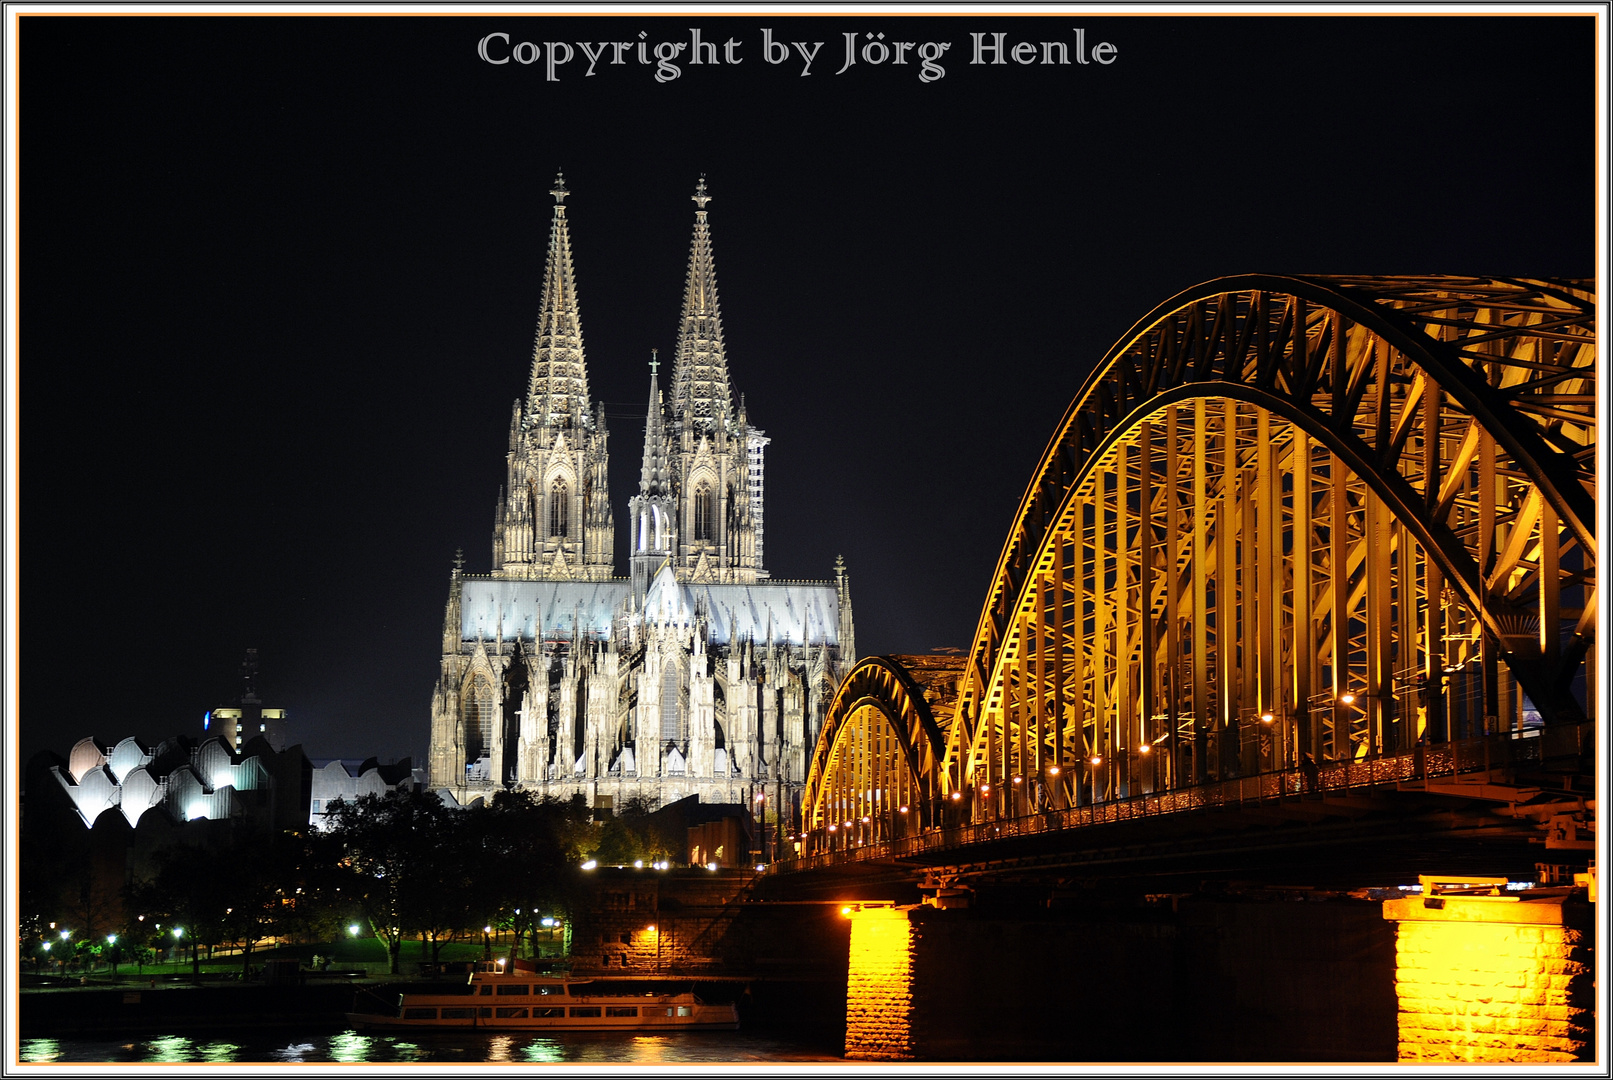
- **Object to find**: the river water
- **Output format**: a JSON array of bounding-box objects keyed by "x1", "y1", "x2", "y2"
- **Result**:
[{"x1": 20, "y1": 1028, "x2": 844, "y2": 1064}]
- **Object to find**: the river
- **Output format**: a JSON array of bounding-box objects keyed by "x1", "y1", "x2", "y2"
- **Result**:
[{"x1": 19, "y1": 1027, "x2": 844, "y2": 1064}]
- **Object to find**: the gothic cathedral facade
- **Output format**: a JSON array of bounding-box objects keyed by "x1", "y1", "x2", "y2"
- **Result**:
[{"x1": 427, "y1": 177, "x2": 856, "y2": 828}]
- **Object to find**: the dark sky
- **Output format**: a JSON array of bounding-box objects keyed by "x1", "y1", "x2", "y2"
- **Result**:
[{"x1": 20, "y1": 13, "x2": 1595, "y2": 767}]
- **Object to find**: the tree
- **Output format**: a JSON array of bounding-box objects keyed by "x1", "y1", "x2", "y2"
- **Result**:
[
  {"x1": 477, "y1": 791, "x2": 582, "y2": 963},
  {"x1": 323, "y1": 789, "x2": 460, "y2": 974}
]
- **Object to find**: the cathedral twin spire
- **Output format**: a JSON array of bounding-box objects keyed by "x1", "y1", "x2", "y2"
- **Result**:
[
  {"x1": 668, "y1": 177, "x2": 735, "y2": 436},
  {"x1": 524, "y1": 173, "x2": 593, "y2": 431},
  {"x1": 499, "y1": 173, "x2": 759, "y2": 586}
]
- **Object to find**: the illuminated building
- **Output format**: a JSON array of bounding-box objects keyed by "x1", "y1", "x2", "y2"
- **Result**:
[
  {"x1": 427, "y1": 176, "x2": 855, "y2": 818},
  {"x1": 205, "y1": 649, "x2": 287, "y2": 754}
]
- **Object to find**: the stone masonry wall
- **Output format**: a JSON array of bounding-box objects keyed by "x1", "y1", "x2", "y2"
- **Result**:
[{"x1": 1388, "y1": 901, "x2": 1593, "y2": 1063}]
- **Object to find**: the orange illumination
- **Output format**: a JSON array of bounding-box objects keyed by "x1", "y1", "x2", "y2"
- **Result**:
[
  {"x1": 841, "y1": 906, "x2": 853, "y2": 916},
  {"x1": 898, "y1": 806, "x2": 909, "y2": 813},
  {"x1": 1048, "y1": 766, "x2": 1060, "y2": 776},
  {"x1": 980, "y1": 784, "x2": 989, "y2": 793},
  {"x1": 1012, "y1": 776, "x2": 1022, "y2": 784},
  {"x1": 1340, "y1": 693, "x2": 1356, "y2": 705},
  {"x1": 844, "y1": 906, "x2": 914, "y2": 1060},
  {"x1": 646, "y1": 924, "x2": 656, "y2": 933},
  {"x1": 951, "y1": 792, "x2": 962, "y2": 801},
  {"x1": 1138, "y1": 744, "x2": 1151, "y2": 754},
  {"x1": 1261, "y1": 713, "x2": 1274, "y2": 724},
  {"x1": 1089, "y1": 755, "x2": 1102, "y2": 766}
]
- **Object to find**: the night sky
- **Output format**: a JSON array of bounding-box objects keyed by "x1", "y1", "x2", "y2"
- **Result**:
[{"x1": 18, "y1": 13, "x2": 1595, "y2": 768}]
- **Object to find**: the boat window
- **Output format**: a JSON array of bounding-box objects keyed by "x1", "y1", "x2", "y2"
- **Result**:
[
  {"x1": 535, "y1": 985, "x2": 562, "y2": 996},
  {"x1": 480, "y1": 1007, "x2": 492, "y2": 1018},
  {"x1": 441, "y1": 1007, "x2": 476, "y2": 1019},
  {"x1": 569, "y1": 1007, "x2": 602, "y2": 1018},
  {"x1": 495, "y1": 1007, "x2": 528, "y2": 1019},
  {"x1": 496, "y1": 984, "x2": 529, "y2": 996},
  {"x1": 677, "y1": 1006, "x2": 692, "y2": 1017},
  {"x1": 478, "y1": 985, "x2": 493, "y2": 995},
  {"x1": 533, "y1": 1007, "x2": 565, "y2": 1018},
  {"x1": 402, "y1": 1008, "x2": 437, "y2": 1020},
  {"x1": 606, "y1": 1006, "x2": 638, "y2": 1017}
]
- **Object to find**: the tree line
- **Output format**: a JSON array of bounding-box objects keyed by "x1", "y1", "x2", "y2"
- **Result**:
[{"x1": 22, "y1": 788, "x2": 680, "y2": 976}]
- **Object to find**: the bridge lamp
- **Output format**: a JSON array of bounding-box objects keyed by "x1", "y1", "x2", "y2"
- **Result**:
[
  {"x1": 980, "y1": 784, "x2": 990, "y2": 793},
  {"x1": 1012, "y1": 776, "x2": 1022, "y2": 784},
  {"x1": 898, "y1": 806, "x2": 908, "y2": 814},
  {"x1": 1049, "y1": 765, "x2": 1062, "y2": 775},
  {"x1": 1340, "y1": 694, "x2": 1356, "y2": 705},
  {"x1": 1090, "y1": 755, "x2": 1103, "y2": 766},
  {"x1": 950, "y1": 792, "x2": 962, "y2": 801},
  {"x1": 828, "y1": 824, "x2": 837, "y2": 832},
  {"x1": 1261, "y1": 713, "x2": 1275, "y2": 724},
  {"x1": 841, "y1": 906, "x2": 853, "y2": 917},
  {"x1": 1138, "y1": 744, "x2": 1151, "y2": 755},
  {"x1": 861, "y1": 816, "x2": 871, "y2": 823}
]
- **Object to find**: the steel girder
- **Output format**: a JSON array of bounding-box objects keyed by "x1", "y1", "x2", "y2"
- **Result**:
[
  {"x1": 942, "y1": 275, "x2": 1596, "y2": 805},
  {"x1": 802, "y1": 656, "x2": 950, "y2": 839}
]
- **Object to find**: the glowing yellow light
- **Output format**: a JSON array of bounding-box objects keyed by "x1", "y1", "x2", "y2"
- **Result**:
[
  {"x1": 841, "y1": 906, "x2": 853, "y2": 916},
  {"x1": 1012, "y1": 776, "x2": 1022, "y2": 784},
  {"x1": 950, "y1": 792, "x2": 962, "y2": 800},
  {"x1": 1049, "y1": 765, "x2": 1061, "y2": 775},
  {"x1": 897, "y1": 806, "x2": 908, "y2": 813},
  {"x1": 1138, "y1": 744, "x2": 1151, "y2": 754},
  {"x1": 1261, "y1": 713, "x2": 1274, "y2": 724},
  {"x1": 1340, "y1": 694, "x2": 1356, "y2": 705},
  {"x1": 861, "y1": 816, "x2": 871, "y2": 823},
  {"x1": 844, "y1": 905, "x2": 914, "y2": 1059},
  {"x1": 980, "y1": 784, "x2": 990, "y2": 793},
  {"x1": 646, "y1": 924, "x2": 656, "y2": 933},
  {"x1": 1089, "y1": 755, "x2": 1102, "y2": 766}
]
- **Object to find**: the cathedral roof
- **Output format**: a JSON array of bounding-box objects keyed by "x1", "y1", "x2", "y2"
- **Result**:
[
  {"x1": 668, "y1": 177, "x2": 733, "y2": 435},
  {"x1": 524, "y1": 172, "x2": 592, "y2": 430},
  {"x1": 458, "y1": 570, "x2": 840, "y2": 647}
]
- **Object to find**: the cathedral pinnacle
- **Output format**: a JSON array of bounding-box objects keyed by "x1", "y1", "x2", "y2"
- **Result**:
[
  {"x1": 692, "y1": 176, "x2": 711, "y2": 212},
  {"x1": 551, "y1": 172, "x2": 569, "y2": 205}
]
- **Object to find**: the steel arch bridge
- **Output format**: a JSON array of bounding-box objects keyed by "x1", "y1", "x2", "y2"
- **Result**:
[{"x1": 800, "y1": 275, "x2": 1595, "y2": 853}]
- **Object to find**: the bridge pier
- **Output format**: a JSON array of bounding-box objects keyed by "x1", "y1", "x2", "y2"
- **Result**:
[
  {"x1": 844, "y1": 892, "x2": 1401, "y2": 1061},
  {"x1": 1383, "y1": 880, "x2": 1594, "y2": 1062}
]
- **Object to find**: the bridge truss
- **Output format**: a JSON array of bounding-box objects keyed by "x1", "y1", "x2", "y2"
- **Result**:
[{"x1": 801, "y1": 276, "x2": 1595, "y2": 846}]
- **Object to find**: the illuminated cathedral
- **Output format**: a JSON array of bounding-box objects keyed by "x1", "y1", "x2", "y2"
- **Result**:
[{"x1": 427, "y1": 176, "x2": 855, "y2": 825}]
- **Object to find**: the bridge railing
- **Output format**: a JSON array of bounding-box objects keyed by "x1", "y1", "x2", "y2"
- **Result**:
[{"x1": 773, "y1": 722, "x2": 1591, "y2": 874}]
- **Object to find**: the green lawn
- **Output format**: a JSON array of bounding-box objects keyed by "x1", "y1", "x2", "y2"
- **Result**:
[{"x1": 28, "y1": 935, "x2": 513, "y2": 982}]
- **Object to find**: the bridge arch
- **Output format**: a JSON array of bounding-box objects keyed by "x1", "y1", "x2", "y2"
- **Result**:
[
  {"x1": 801, "y1": 656, "x2": 952, "y2": 844},
  {"x1": 943, "y1": 275, "x2": 1594, "y2": 809},
  {"x1": 798, "y1": 276, "x2": 1594, "y2": 836}
]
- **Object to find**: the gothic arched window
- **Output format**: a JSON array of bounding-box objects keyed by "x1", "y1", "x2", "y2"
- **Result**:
[
  {"x1": 463, "y1": 676, "x2": 493, "y2": 764},
  {"x1": 694, "y1": 485, "x2": 713, "y2": 541},
  {"x1": 550, "y1": 481, "x2": 568, "y2": 537}
]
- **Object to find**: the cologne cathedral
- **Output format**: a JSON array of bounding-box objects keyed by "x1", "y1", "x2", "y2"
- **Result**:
[{"x1": 427, "y1": 177, "x2": 856, "y2": 826}]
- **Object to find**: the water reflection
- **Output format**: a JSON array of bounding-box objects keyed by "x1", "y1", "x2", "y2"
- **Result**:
[
  {"x1": 327, "y1": 1032, "x2": 373, "y2": 1063},
  {"x1": 270, "y1": 1041, "x2": 319, "y2": 1062},
  {"x1": 197, "y1": 1041, "x2": 240, "y2": 1062},
  {"x1": 19, "y1": 1040, "x2": 60, "y2": 1063},
  {"x1": 20, "y1": 1029, "x2": 839, "y2": 1063},
  {"x1": 520, "y1": 1039, "x2": 565, "y2": 1063}
]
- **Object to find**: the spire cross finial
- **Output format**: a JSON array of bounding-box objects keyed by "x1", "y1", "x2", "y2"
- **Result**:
[
  {"x1": 550, "y1": 172, "x2": 569, "y2": 205},
  {"x1": 649, "y1": 348, "x2": 659, "y2": 377},
  {"x1": 453, "y1": 548, "x2": 465, "y2": 572},
  {"x1": 692, "y1": 176, "x2": 711, "y2": 211}
]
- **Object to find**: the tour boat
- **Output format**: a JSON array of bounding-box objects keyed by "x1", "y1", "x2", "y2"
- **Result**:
[{"x1": 347, "y1": 963, "x2": 739, "y2": 1032}]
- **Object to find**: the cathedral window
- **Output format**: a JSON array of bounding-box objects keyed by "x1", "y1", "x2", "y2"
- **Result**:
[
  {"x1": 661, "y1": 665, "x2": 681, "y2": 743},
  {"x1": 550, "y1": 481, "x2": 568, "y2": 537},
  {"x1": 694, "y1": 485, "x2": 713, "y2": 541},
  {"x1": 463, "y1": 676, "x2": 493, "y2": 764}
]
